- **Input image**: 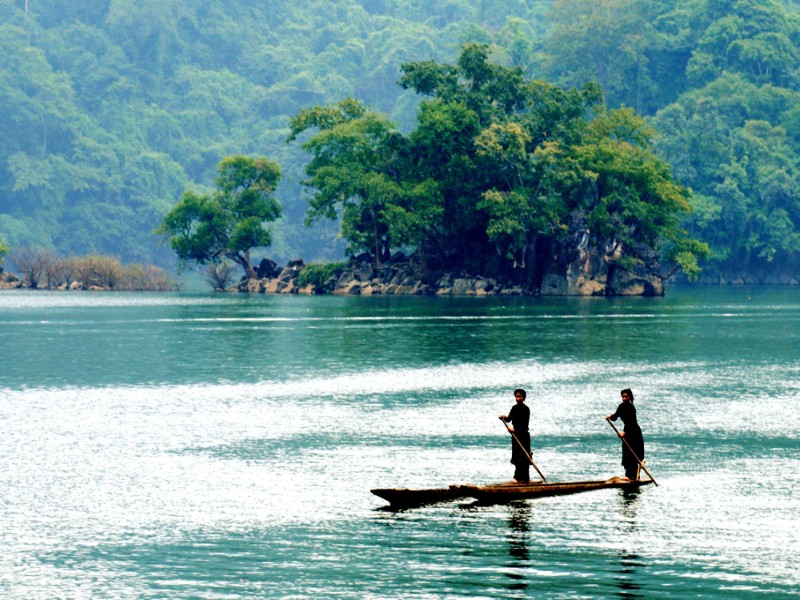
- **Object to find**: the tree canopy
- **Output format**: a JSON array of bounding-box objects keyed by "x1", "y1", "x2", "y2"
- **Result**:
[
  {"x1": 157, "y1": 155, "x2": 282, "y2": 279},
  {"x1": 2, "y1": 0, "x2": 800, "y2": 281},
  {"x1": 290, "y1": 45, "x2": 706, "y2": 289},
  {"x1": 544, "y1": 0, "x2": 800, "y2": 278}
]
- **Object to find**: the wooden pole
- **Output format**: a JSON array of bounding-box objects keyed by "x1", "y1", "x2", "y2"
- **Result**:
[
  {"x1": 499, "y1": 417, "x2": 547, "y2": 483},
  {"x1": 605, "y1": 417, "x2": 658, "y2": 486}
]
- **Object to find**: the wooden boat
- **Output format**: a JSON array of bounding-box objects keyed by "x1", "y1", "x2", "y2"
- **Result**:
[
  {"x1": 454, "y1": 477, "x2": 654, "y2": 503},
  {"x1": 372, "y1": 477, "x2": 653, "y2": 508},
  {"x1": 370, "y1": 486, "x2": 466, "y2": 508}
]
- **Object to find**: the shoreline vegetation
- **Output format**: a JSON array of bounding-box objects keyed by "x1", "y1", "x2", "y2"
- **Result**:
[{"x1": 0, "y1": 247, "x2": 177, "y2": 291}]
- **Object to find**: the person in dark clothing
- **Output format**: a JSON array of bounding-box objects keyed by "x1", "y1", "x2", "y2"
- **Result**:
[
  {"x1": 500, "y1": 388, "x2": 531, "y2": 483},
  {"x1": 606, "y1": 388, "x2": 645, "y2": 480}
]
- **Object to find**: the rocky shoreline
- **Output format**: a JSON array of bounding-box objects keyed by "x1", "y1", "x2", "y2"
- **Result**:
[
  {"x1": 4, "y1": 256, "x2": 796, "y2": 295},
  {"x1": 227, "y1": 254, "x2": 667, "y2": 296},
  {"x1": 0, "y1": 274, "x2": 135, "y2": 291},
  {"x1": 227, "y1": 253, "x2": 800, "y2": 296}
]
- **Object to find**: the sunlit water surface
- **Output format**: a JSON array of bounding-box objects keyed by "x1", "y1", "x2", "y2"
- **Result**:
[{"x1": 1, "y1": 286, "x2": 799, "y2": 597}]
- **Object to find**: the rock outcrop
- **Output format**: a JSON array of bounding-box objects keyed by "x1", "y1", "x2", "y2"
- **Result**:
[
  {"x1": 232, "y1": 252, "x2": 668, "y2": 297},
  {"x1": 0, "y1": 272, "x2": 20, "y2": 290}
]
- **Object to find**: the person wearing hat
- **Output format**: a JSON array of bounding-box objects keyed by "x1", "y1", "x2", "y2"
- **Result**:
[
  {"x1": 606, "y1": 388, "x2": 645, "y2": 480},
  {"x1": 500, "y1": 388, "x2": 531, "y2": 483}
]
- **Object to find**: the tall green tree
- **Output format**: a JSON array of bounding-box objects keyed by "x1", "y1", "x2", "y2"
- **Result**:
[
  {"x1": 288, "y1": 98, "x2": 442, "y2": 264},
  {"x1": 544, "y1": 0, "x2": 658, "y2": 111},
  {"x1": 397, "y1": 44, "x2": 535, "y2": 269},
  {"x1": 157, "y1": 155, "x2": 282, "y2": 279},
  {"x1": 293, "y1": 45, "x2": 705, "y2": 288},
  {"x1": 654, "y1": 73, "x2": 800, "y2": 275},
  {"x1": 573, "y1": 107, "x2": 707, "y2": 279}
]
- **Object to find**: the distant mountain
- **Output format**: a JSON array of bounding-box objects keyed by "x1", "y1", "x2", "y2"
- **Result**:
[{"x1": 1, "y1": 0, "x2": 799, "y2": 280}]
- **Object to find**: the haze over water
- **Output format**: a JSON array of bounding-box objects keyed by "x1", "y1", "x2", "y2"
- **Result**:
[{"x1": 1, "y1": 286, "x2": 798, "y2": 598}]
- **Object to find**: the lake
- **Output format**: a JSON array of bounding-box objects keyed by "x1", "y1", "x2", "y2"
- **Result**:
[{"x1": 1, "y1": 286, "x2": 798, "y2": 597}]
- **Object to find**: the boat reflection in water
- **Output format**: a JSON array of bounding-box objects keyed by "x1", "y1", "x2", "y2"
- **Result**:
[
  {"x1": 615, "y1": 488, "x2": 646, "y2": 599},
  {"x1": 505, "y1": 502, "x2": 532, "y2": 593}
]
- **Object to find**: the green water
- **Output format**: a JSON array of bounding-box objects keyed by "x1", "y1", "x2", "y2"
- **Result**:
[{"x1": 1, "y1": 286, "x2": 798, "y2": 597}]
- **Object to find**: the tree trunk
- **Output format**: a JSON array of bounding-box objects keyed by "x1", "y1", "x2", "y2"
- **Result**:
[
  {"x1": 524, "y1": 233, "x2": 552, "y2": 294},
  {"x1": 380, "y1": 235, "x2": 391, "y2": 264},
  {"x1": 371, "y1": 208, "x2": 382, "y2": 266},
  {"x1": 234, "y1": 251, "x2": 258, "y2": 280}
]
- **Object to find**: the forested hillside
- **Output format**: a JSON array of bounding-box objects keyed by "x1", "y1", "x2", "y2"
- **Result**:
[{"x1": 2, "y1": 0, "x2": 800, "y2": 281}]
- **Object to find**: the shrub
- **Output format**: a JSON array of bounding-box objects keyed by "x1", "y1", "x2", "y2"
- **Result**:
[
  {"x1": 204, "y1": 262, "x2": 237, "y2": 290},
  {"x1": 5, "y1": 248, "x2": 180, "y2": 291},
  {"x1": 297, "y1": 261, "x2": 348, "y2": 290},
  {"x1": 122, "y1": 263, "x2": 177, "y2": 291},
  {"x1": 0, "y1": 239, "x2": 8, "y2": 272},
  {"x1": 11, "y1": 247, "x2": 54, "y2": 289},
  {"x1": 73, "y1": 255, "x2": 125, "y2": 289}
]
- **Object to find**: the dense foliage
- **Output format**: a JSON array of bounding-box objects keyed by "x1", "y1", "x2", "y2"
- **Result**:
[
  {"x1": 2, "y1": 0, "x2": 800, "y2": 279},
  {"x1": 1, "y1": 0, "x2": 528, "y2": 265},
  {"x1": 542, "y1": 0, "x2": 800, "y2": 278},
  {"x1": 290, "y1": 45, "x2": 704, "y2": 286},
  {"x1": 296, "y1": 261, "x2": 349, "y2": 288}
]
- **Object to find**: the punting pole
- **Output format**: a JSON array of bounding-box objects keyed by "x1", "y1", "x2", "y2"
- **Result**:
[
  {"x1": 605, "y1": 417, "x2": 658, "y2": 486},
  {"x1": 499, "y1": 417, "x2": 547, "y2": 483}
]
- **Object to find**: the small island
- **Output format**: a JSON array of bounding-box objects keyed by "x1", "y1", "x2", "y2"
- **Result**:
[{"x1": 159, "y1": 47, "x2": 707, "y2": 297}]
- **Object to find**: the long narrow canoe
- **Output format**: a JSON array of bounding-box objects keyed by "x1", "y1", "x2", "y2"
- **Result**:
[
  {"x1": 455, "y1": 477, "x2": 654, "y2": 503},
  {"x1": 372, "y1": 477, "x2": 653, "y2": 508},
  {"x1": 370, "y1": 486, "x2": 466, "y2": 508}
]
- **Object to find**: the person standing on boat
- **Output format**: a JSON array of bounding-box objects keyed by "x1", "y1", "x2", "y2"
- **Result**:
[
  {"x1": 500, "y1": 388, "x2": 531, "y2": 483},
  {"x1": 606, "y1": 388, "x2": 645, "y2": 480}
]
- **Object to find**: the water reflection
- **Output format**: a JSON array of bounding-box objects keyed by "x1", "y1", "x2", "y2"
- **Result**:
[
  {"x1": 614, "y1": 489, "x2": 646, "y2": 599},
  {"x1": 505, "y1": 501, "x2": 531, "y2": 591}
]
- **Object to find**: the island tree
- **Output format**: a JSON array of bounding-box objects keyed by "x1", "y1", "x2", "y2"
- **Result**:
[
  {"x1": 288, "y1": 98, "x2": 442, "y2": 266},
  {"x1": 157, "y1": 155, "x2": 282, "y2": 279},
  {"x1": 291, "y1": 44, "x2": 707, "y2": 292}
]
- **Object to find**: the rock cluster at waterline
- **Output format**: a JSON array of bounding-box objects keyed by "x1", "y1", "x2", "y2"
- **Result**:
[{"x1": 226, "y1": 255, "x2": 666, "y2": 297}]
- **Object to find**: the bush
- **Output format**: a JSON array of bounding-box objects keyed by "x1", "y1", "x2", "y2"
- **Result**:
[
  {"x1": 122, "y1": 263, "x2": 177, "y2": 291},
  {"x1": 6, "y1": 248, "x2": 175, "y2": 291},
  {"x1": 0, "y1": 239, "x2": 8, "y2": 272},
  {"x1": 297, "y1": 261, "x2": 348, "y2": 289},
  {"x1": 46, "y1": 256, "x2": 74, "y2": 288},
  {"x1": 73, "y1": 255, "x2": 125, "y2": 289},
  {"x1": 204, "y1": 262, "x2": 237, "y2": 290},
  {"x1": 11, "y1": 247, "x2": 54, "y2": 289}
]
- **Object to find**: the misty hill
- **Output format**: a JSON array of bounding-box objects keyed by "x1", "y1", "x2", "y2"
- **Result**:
[{"x1": 1, "y1": 0, "x2": 799, "y2": 281}]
